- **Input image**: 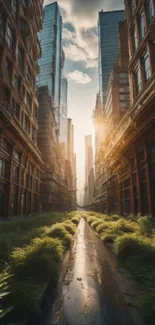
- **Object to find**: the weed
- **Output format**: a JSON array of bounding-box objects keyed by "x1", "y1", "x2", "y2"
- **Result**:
[
  {"x1": 10, "y1": 237, "x2": 63, "y2": 283},
  {"x1": 138, "y1": 216, "x2": 152, "y2": 236}
]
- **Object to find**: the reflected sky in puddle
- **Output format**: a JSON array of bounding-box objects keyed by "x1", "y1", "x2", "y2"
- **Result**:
[{"x1": 61, "y1": 219, "x2": 103, "y2": 325}]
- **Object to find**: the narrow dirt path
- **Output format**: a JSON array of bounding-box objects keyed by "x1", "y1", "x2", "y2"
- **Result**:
[{"x1": 43, "y1": 218, "x2": 144, "y2": 325}]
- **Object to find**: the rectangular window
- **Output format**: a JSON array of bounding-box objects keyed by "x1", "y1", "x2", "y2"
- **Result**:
[
  {"x1": 0, "y1": 183, "x2": 6, "y2": 216},
  {"x1": 137, "y1": 150, "x2": 145, "y2": 169},
  {"x1": 133, "y1": 24, "x2": 138, "y2": 52},
  {"x1": 21, "y1": 169, "x2": 24, "y2": 187},
  {"x1": 142, "y1": 50, "x2": 151, "y2": 82},
  {"x1": 5, "y1": 57, "x2": 12, "y2": 83},
  {"x1": 32, "y1": 126, "x2": 36, "y2": 143},
  {"x1": 23, "y1": 115, "x2": 30, "y2": 134},
  {"x1": 6, "y1": 25, "x2": 14, "y2": 49},
  {"x1": 146, "y1": 0, "x2": 155, "y2": 24},
  {"x1": 13, "y1": 74, "x2": 21, "y2": 90},
  {"x1": 12, "y1": 99, "x2": 20, "y2": 120},
  {"x1": 0, "y1": 12, "x2": 4, "y2": 38},
  {"x1": 0, "y1": 159, "x2": 8, "y2": 179},
  {"x1": 120, "y1": 101, "x2": 130, "y2": 109},
  {"x1": 1, "y1": 137, "x2": 12, "y2": 154},
  {"x1": 134, "y1": 64, "x2": 142, "y2": 95},
  {"x1": 119, "y1": 94, "x2": 130, "y2": 100},
  {"x1": 119, "y1": 86, "x2": 129, "y2": 93},
  {"x1": 3, "y1": 87, "x2": 11, "y2": 113},
  {"x1": 18, "y1": 47, "x2": 24, "y2": 72},
  {"x1": 12, "y1": 185, "x2": 18, "y2": 216},
  {"x1": 26, "y1": 173, "x2": 29, "y2": 188},
  {"x1": 11, "y1": 0, "x2": 17, "y2": 16},
  {"x1": 26, "y1": 64, "x2": 32, "y2": 84},
  {"x1": 131, "y1": 0, "x2": 136, "y2": 16},
  {"x1": 13, "y1": 149, "x2": 21, "y2": 162},
  {"x1": 12, "y1": 165, "x2": 19, "y2": 183},
  {"x1": 148, "y1": 139, "x2": 155, "y2": 162},
  {"x1": 25, "y1": 92, "x2": 32, "y2": 111},
  {"x1": 139, "y1": 10, "x2": 146, "y2": 39}
]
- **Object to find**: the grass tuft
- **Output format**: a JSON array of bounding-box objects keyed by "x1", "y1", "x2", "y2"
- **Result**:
[
  {"x1": 10, "y1": 237, "x2": 63, "y2": 283},
  {"x1": 0, "y1": 211, "x2": 81, "y2": 325}
]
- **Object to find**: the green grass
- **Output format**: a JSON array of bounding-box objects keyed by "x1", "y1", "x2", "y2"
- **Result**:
[
  {"x1": 84, "y1": 211, "x2": 155, "y2": 324},
  {"x1": 0, "y1": 212, "x2": 81, "y2": 325}
]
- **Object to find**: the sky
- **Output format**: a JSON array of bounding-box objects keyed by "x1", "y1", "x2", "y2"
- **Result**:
[{"x1": 44, "y1": 0, "x2": 124, "y2": 197}]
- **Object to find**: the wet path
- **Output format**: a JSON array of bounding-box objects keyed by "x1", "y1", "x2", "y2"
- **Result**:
[{"x1": 43, "y1": 219, "x2": 144, "y2": 325}]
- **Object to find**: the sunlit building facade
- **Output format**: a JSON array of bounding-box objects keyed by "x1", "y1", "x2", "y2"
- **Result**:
[
  {"x1": 37, "y1": 2, "x2": 62, "y2": 124},
  {"x1": 98, "y1": 10, "x2": 125, "y2": 104},
  {"x1": 84, "y1": 135, "x2": 94, "y2": 206},
  {"x1": 93, "y1": 0, "x2": 155, "y2": 217},
  {"x1": 0, "y1": 0, "x2": 44, "y2": 217}
]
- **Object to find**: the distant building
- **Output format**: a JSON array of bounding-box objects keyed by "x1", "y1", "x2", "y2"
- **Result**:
[
  {"x1": 84, "y1": 135, "x2": 94, "y2": 205},
  {"x1": 85, "y1": 135, "x2": 93, "y2": 185},
  {"x1": 0, "y1": 0, "x2": 44, "y2": 217},
  {"x1": 98, "y1": 10, "x2": 125, "y2": 104},
  {"x1": 60, "y1": 76, "x2": 68, "y2": 144},
  {"x1": 37, "y1": 2, "x2": 62, "y2": 124},
  {"x1": 66, "y1": 118, "x2": 77, "y2": 209}
]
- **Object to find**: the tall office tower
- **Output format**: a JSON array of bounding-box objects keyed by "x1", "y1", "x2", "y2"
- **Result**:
[
  {"x1": 60, "y1": 49, "x2": 68, "y2": 144},
  {"x1": 37, "y1": 2, "x2": 62, "y2": 124},
  {"x1": 37, "y1": 86, "x2": 65, "y2": 212},
  {"x1": 60, "y1": 76, "x2": 68, "y2": 144},
  {"x1": 98, "y1": 10, "x2": 125, "y2": 104},
  {"x1": 85, "y1": 135, "x2": 93, "y2": 185},
  {"x1": 0, "y1": 0, "x2": 44, "y2": 217}
]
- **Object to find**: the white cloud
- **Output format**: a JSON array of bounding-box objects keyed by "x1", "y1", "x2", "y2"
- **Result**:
[
  {"x1": 63, "y1": 28, "x2": 98, "y2": 68},
  {"x1": 67, "y1": 70, "x2": 92, "y2": 84},
  {"x1": 63, "y1": 28, "x2": 76, "y2": 41}
]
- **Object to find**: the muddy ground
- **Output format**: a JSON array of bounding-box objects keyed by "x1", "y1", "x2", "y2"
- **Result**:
[{"x1": 41, "y1": 218, "x2": 145, "y2": 325}]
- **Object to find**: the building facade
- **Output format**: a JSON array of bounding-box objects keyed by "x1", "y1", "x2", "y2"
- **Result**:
[
  {"x1": 66, "y1": 118, "x2": 77, "y2": 209},
  {"x1": 0, "y1": 0, "x2": 44, "y2": 217},
  {"x1": 93, "y1": 0, "x2": 155, "y2": 217},
  {"x1": 60, "y1": 76, "x2": 68, "y2": 144},
  {"x1": 84, "y1": 135, "x2": 94, "y2": 206},
  {"x1": 37, "y1": 2, "x2": 62, "y2": 124},
  {"x1": 99, "y1": 10, "x2": 125, "y2": 104},
  {"x1": 37, "y1": 86, "x2": 66, "y2": 212}
]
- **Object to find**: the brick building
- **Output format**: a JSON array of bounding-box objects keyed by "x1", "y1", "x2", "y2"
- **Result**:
[
  {"x1": 93, "y1": 0, "x2": 155, "y2": 217},
  {"x1": 0, "y1": 0, "x2": 44, "y2": 217}
]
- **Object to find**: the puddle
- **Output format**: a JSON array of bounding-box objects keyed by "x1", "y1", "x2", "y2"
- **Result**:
[{"x1": 41, "y1": 219, "x2": 144, "y2": 325}]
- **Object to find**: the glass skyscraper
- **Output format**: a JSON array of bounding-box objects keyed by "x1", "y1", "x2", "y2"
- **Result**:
[
  {"x1": 98, "y1": 10, "x2": 125, "y2": 104},
  {"x1": 37, "y1": 2, "x2": 62, "y2": 123}
]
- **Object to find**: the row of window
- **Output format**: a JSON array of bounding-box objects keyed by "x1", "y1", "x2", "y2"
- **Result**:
[
  {"x1": 131, "y1": 0, "x2": 155, "y2": 55},
  {"x1": 4, "y1": 52, "x2": 35, "y2": 90},
  {"x1": 130, "y1": 0, "x2": 154, "y2": 23},
  {"x1": 0, "y1": 138, "x2": 40, "y2": 176},
  {"x1": 134, "y1": 48, "x2": 152, "y2": 96},
  {"x1": 0, "y1": 183, "x2": 39, "y2": 217},
  {"x1": 0, "y1": 12, "x2": 35, "y2": 83},
  {"x1": 0, "y1": 159, "x2": 39, "y2": 192},
  {"x1": 3, "y1": 85, "x2": 37, "y2": 140}
]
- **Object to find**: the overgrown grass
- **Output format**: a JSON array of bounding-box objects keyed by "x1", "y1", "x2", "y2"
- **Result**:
[
  {"x1": 0, "y1": 211, "x2": 81, "y2": 324},
  {"x1": 84, "y1": 211, "x2": 155, "y2": 324}
]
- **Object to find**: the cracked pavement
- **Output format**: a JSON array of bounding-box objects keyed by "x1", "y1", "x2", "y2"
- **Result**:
[{"x1": 43, "y1": 218, "x2": 144, "y2": 325}]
